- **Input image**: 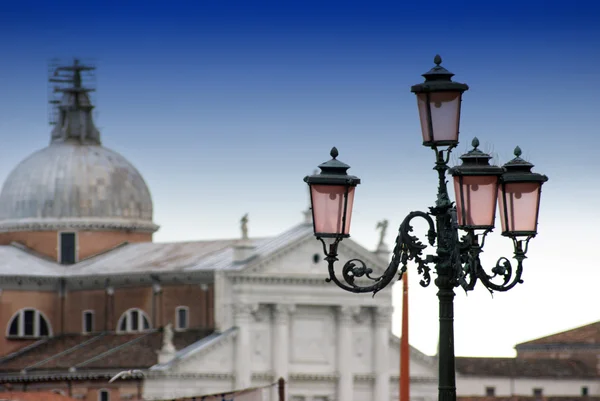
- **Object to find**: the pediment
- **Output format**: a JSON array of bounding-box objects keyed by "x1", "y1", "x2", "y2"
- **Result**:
[{"x1": 241, "y1": 232, "x2": 388, "y2": 278}]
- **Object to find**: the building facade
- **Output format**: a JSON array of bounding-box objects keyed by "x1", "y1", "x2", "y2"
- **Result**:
[
  {"x1": 456, "y1": 321, "x2": 600, "y2": 399},
  {"x1": 0, "y1": 60, "x2": 439, "y2": 401}
]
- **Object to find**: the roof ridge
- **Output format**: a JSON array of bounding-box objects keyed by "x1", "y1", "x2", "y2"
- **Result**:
[
  {"x1": 76, "y1": 242, "x2": 130, "y2": 263},
  {"x1": 154, "y1": 236, "x2": 272, "y2": 245},
  {"x1": 516, "y1": 320, "x2": 600, "y2": 347},
  {"x1": 0, "y1": 338, "x2": 49, "y2": 364},
  {"x1": 72, "y1": 330, "x2": 157, "y2": 369},
  {"x1": 23, "y1": 333, "x2": 106, "y2": 371},
  {"x1": 8, "y1": 242, "x2": 58, "y2": 263}
]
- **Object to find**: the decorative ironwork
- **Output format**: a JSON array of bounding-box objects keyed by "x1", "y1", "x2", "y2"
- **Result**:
[
  {"x1": 305, "y1": 55, "x2": 548, "y2": 401},
  {"x1": 317, "y1": 146, "x2": 534, "y2": 297}
]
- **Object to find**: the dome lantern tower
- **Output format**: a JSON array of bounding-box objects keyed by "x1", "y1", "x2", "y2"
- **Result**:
[
  {"x1": 49, "y1": 59, "x2": 101, "y2": 145},
  {"x1": 0, "y1": 59, "x2": 159, "y2": 263}
]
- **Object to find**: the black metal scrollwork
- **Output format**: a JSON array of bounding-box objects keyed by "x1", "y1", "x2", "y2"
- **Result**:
[
  {"x1": 319, "y1": 149, "x2": 533, "y2": 297},
  {"x1": 320, "y1": 209, "x2": 438, "y2": 296}
]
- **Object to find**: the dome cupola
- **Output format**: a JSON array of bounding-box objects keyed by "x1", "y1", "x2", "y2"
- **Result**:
[{"x1": 0, "y1": 60, "x2": 158, "y2": 235}]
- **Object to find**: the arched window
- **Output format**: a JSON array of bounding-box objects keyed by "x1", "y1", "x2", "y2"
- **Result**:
[
  {"x1": 6, "y1": 308, "x2": 52, "y2": 338},
  {"x1": 117, "y1": 308, "x2": 151, "y2": 333}
]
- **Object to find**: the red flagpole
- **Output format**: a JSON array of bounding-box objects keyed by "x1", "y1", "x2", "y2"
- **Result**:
[{"x1": 400, "y1": 272, "x2": 410, "y2": 401}]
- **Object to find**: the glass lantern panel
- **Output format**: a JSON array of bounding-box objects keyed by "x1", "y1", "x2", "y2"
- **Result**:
[
  {"x1": 498, "y1": 182, "x2": 541, "y2": 234},
  {"x1": 453, "y1": 175, "x2": 499, "y2": 228},
  {"x1": 417, "y1": 91, "x2": 462, "y2": 144},
  {"x1": 310, "y1": 184, "x2": 356, "y2": 236}
]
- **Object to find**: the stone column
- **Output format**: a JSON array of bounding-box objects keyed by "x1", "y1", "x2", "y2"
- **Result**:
[
  {"x1": 234, "y1": 303, "x2": 255, "y2": 389},
  {"x1": 374, "y1": 306, "x2": 393, "y2": 401},
  {"x1": 337, "y1": 306, "x2": 354, "y2": 401},
  {"x1": 272, "y1": 304, "x2": 295, "y2": 401}
]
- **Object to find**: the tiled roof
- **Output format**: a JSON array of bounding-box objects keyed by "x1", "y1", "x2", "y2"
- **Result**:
[
  {"x1": 0, "y1": 222, "x2": 317, "y2": 278},
  {"x1": 455, "y1": 357, "x2": 596, "y2": 378},
  {"x1": 0, "y1": 391, "x2": 79, "y2": 401},
  {"x1": 516, "y1": 321, "x2": 600, "y2": 348},
  {"x1": 0, "y1": 329, "x2": 212, "y2": 379}
]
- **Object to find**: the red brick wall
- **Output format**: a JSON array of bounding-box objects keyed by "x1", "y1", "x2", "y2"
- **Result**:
[
  {"x1": 161, "y1": 284, "x2": 214, "y2": 328},
  {"x1": 0, "y1": 380, "x2": 144, "y2": 401},
  {"x1": 1, "y1": 283, "x2": 215, "y2": 356},
  {"x1": 0, "y1": 230, "x2": 152, "y2": 262},
  {"x1": 0, "y1": 290, "x2": 60, "y2": 355},
  {"x1": 64, "y1": 290, "x2": 107, "y2": 333}
]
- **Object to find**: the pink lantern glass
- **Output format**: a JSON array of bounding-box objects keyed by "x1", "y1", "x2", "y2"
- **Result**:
[
  {"x1": 453, "y1": 175, "x2": 499, "y2": 228},
  {"x1": 416, "y1": 91, "x2": 463, "y2": 146},
  {"x1": 498, "y1": 182, "x2": 542, "y2": 235},
  {"x1": 310, "y1": 184, "x2": 356, "y2": 236}
]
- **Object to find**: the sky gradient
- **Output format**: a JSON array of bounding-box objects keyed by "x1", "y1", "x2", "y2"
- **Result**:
[{"x1": 0, "y1": 0, "x2": 599, "y2": 357}]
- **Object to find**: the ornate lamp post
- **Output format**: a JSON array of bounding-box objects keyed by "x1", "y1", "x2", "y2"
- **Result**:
[{"x1": 303, "y1": 55, "x2": 548, "y2": 401}]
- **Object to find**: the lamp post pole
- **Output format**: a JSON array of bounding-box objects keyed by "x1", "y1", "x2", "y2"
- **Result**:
[{"x1": 303, "y1": 55, "x2": 548, "y2": 401}]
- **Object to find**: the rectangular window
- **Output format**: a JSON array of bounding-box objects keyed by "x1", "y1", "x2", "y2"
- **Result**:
[
  {"x1": 485, "y1": 387, "x2": 495, "y2": 397},
  {"x1": 60, "y1": 232, "x2": 77, "y2": 265},
  {"x1": 582, "y1": 387, "x2": 589, "y2": 396},
  {"x1": 533, "y1": 388, "x2": 543, "y2": 397},
  {"x1": 99, "y1": 389, "x2": 110, "y2": 401},
  {"x1": 131, "y1": 310, "x2": 139, "y2": 331},
  {"x1": 83, "y1": 311, "x2": 94, "y2": 333},
  {"x1": 177, "y1": 307, "x2": 188, "y2": 330},
  {"x1": 23, "y1": 310, "x2": 35, "y2": 336}
]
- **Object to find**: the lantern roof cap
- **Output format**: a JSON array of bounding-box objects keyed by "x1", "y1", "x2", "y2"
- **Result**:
[
  {"x1": 449, "y1": 138, "x2": 504, "y2": 176},
  {"x1": 411, "y1": 54, "x2": 469, "y2": 94},
  {"x1": 304, "y1": 147, "x2": 361, "y2": 186},
  {"x1": 501, "y1": 147, "x2": 549, "y2": 183}
]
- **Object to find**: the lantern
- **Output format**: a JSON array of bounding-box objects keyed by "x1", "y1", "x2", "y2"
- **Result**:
[
  {"x1": 498, "y1": 147, "x2": 549, "y2": 238},
  {"x1": 411, "y1": 55, "x2": 469, "y2": 147},
  {"x1": 304, "y1": 147, "x2": 361, "y2": 238},
  {"x1": 449, "y1": 138, "x2": 504, "y2": 230}
]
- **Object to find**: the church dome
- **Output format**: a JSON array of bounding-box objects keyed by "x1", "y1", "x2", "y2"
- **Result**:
[{"x1": 0, "y1": 60, "x2": 158, "y2": 233}]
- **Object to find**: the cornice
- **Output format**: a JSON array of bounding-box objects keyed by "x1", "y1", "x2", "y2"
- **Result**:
[
  {"x1": 0, "y1": 369, "x2": 141, "y2": 383},
  {"x1": 0, "y1": 276, "x2": 61, "y2": 291},
  {"x1": 289, "y1": 372, "x2": 338, "y2": 382},
  {"x1": 230, "y1": 275, "x2": 331, "y2": 286},
  {"x1": 0, "y1": 218, "x2": 159, "y2": 234},
  {"x1": 146, "y1": 371, "x2": 234, "y2": 380},
  {"x1": 389, "y1": 375, "x2": 438, "y2": 383},
  {"x1": 0, "y1": 271, "x2": 214, "y2": 291}
]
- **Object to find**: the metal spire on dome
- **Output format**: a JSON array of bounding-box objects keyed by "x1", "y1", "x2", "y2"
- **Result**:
[{"x1": 48, "y1": 58, "x2": 101, "y2": 145}]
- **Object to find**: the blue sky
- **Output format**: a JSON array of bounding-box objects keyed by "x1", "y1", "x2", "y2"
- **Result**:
[{"x1": 0, "y1": 0, "x2": 599, "y2": 357}]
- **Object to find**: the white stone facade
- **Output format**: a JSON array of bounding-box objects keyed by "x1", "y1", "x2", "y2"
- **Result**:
[{"x1": 142, "y1": 223, "x2": 439, "y2": 401}]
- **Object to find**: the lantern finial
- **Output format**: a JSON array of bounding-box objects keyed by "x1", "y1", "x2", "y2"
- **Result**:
[
  {"x1": 434, "y1": 54, "x2": 442, "y2": 66},
  {"x1": 471, "y1": 137, "x2": 480, "y2": 149},
  {"x1": 514, "y1": 146, "x2": 522, "y2": 158},
  {"x1": 330, "y1": 147, "x2": 339, "y2": 159}
]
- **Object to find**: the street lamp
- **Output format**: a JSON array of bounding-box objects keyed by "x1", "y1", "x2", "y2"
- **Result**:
[{"x1": 303, "y1": 55, "x2": 548, "y2": 401}]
